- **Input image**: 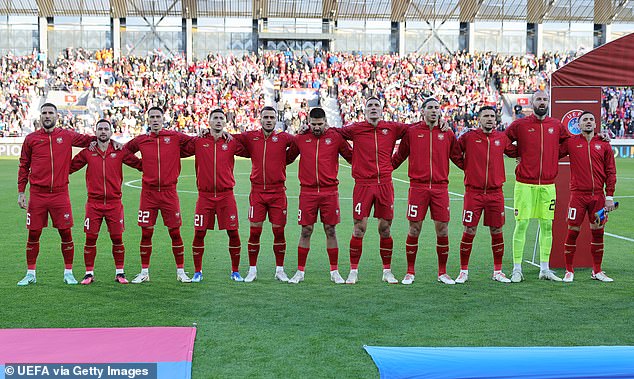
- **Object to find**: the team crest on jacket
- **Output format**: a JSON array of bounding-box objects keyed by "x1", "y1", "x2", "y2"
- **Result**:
[
  {"x1": 56, "y1": 137, "x2": 63, "y2": 144},
  {"x1": 382, "y1": 129, "x2": 389, "y2": 135},
  {"x1": 494, "y1": 140, "x2": 501, "y2": 146},
  {"x1": 595, "y1": 144, "x2": 601, "y2": 150},
  {"x1": 548, "y1": 127, "x2": 554, "y2": 134},
  {"x1": 222, "y1": 144, "x2": 228, "y2": 150},
  {"x1": 110, "y1": 153, "x2": 117, "y2": 158},
  {"x1": 164, "y1": 137, "x2": 171, "y2": 144},
  {"x1": 325, "y1": 138, "x2": 332, "y2": 145},
  {"x1": 438, "y1": 134, "x2": 445, "y2": 141},
  {"x1": 272, "y1": 136, "x2": 279, "y2": 142}
]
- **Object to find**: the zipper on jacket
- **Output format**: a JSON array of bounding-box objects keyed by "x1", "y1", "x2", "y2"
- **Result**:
[
  {"x1": 374, "y1": 128, "x2": 380, "y2": 184},
  {"x1": 48, "y1": 134, "x2": 54, "y2": 192},
  {"x1": 587, "y1": 139, "x2": 595, "y2": 196},
  {"x1": 484, "y1": 135, "x2": 490, "y2": 195},
  {"x1": 214, "y1": 141, "x2": 217, "y2": 197},
  {"x1": 157, "y1": 137, "x2": 161, "y2": 192},
  {"x1": 316, "y1": 138, "x2": 320, "y2": 193},
  {"x1": 429, "y1": 128, "x2": 433, "y2": 189},
  {"x1": 102, "y1": 153, "x2": 107, "y2": 205},
  {"x1": 538, "y1": 122, "x2": 543, "y2": 185},
  {"x1": 263, "y1": 136, "x2": 268, "y2": 191}
]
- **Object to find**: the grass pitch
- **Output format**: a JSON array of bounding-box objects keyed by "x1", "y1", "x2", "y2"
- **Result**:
[{"x1": 1, "y1": 157, "x2": 633, "y2": 378}]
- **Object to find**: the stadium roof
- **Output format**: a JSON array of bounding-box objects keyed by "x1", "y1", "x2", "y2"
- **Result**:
[{"x1": 2, "y1": 0, "x2": 634, "y2": 23}]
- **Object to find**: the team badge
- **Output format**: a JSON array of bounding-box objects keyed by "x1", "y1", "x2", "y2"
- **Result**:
[
  {"x1": 335, "y1": 209, "x2": 339, "y2": 215},
  {"x1": 175, "y1": 212, "x2": 180, "y2": 217},
  {"x1": 120, "y1": 219, "x2": 124, "y2": 224},
  {"x1": 561, "y1": 109, "x2": 583, "y2": 135},
  {"x1": 494, "y1": 140, "x2": 501, "y2": 146},
  {"x1": 56, "y1": 137, "x2": 63, "y2": 144},
  {"x1": 282, "y1": 209, "x2": 287, "y2": 215},
  {"x1": 64, "y1": 213, "x2": 70, "y2": 220},
  {"x1": 164, "y1": 137, "x2": 171, "y2": 144},
  {"x1": 548, "y1": 127, "x2": 554, "y2": 134},
  {"x1": 382, "y1": 129, "x2": 389, "y2": 135},
  {"x1": 438, "y1": 134, "x2": 445, "y2": 141},
  {"x1": 272, "y1": 136, "x2": 279, "y2": 142},
  {"x1": 110, "y1": 153, "x2": 117, "y2": 158},
  {"x1": 595, "y1": 144, "x2": 601, "y2": 150},
  {"x1": 230, "y1": 215, "x2": 236, "y2": 220},
  {"x1": 325, "y1": 138, "x2": 332, "y2": 145},
  {"x1": 222, "y1": 144, "x2": 228, "y2": 151}
]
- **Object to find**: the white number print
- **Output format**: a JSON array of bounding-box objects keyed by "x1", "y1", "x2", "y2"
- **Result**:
[
  {"x1": 249, "y1": 206, "x2": 254, "y2": 219},
  {"x1": 408, "y1": 204, "x2": 418, "y2": 218},
  {"x1": 297, "y1": 209, "x2": 302, "y2": 222},
  {"x1": 354, "y1": 202, "x2": 362, "y2": 215},
  {"x1": 568, "y1": 207, "x2": 577, "y2": 221},
  {"x1": 26, "y1": 212, "x2": 31, "y2": 226},
  {"x1": 84, "y1": 218, "x2": 90, "y2": 230},
  {"x1": 194, "y1": 214, "x2": 204, "y2": 227},
  {"x1": 463, "y1": 210, "x2": 473, "y2": 223},
  {"x1": 138, "y1": 210, "x2": 150, "y2": 224}
]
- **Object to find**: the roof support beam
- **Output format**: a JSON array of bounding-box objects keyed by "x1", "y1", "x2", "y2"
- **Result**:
[{"x1": 459, "y1": 0, "x2": 482, "y2": 22}]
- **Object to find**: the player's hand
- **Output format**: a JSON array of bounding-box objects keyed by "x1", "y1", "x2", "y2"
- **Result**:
[
  {"x1": 439, "y1": 121, "x2": 451, "y2": 132},
  {"x1": 88, "y1": 141, "x2": 97, "y2": 152},
  {"x1": 112, "y1": 140, "x2": 123, "y2": 150},
  {"x1": 198, "y1": 128, "x2": 210, "y2": 137},
  {"x1": 221, "y1": 130, "x2": 233, "y2": 141},
  {"x1": 605, "y1": 198, "x2": 616, "y2": 211},
  {"x1": 599, "y1": 132, "x2": 611, "y2": 142},
  {"x1": 18, "y1": 193, "x2": 27, "y2": 209},
  {"x1": 298, "y1": 124, "x2": 310, "y2": 134}
]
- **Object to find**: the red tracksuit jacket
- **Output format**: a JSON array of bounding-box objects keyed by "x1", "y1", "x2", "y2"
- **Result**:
[
  {"x1": 286, "y1": 128, "x2": 353, "y2": 192},
  {"x1": 336, "y1": 121, "x2": 409, "y2": 184},
  {"x1": 235, "y1": 130, "x2": 293, "y2": 192},
  {"x1": 505, "y1": 114, "x2": 569, "y2": 185},
  {"x1": 454, "y1": 128, "x2": 516, "y2": 192},
  {"x1": 181, "y1": 135, "x2": 249, "y2": 196},
  {"x1": 392, "y1": 122, "x2": 460, "y2": 188},
  {"x1": 560, "y1": 134, "x2": 616, "y2": 196},
  {"x1": 70, "y1": 141, "x2": 143, "y2": 202},
  {"x1": 18, "y1": 127, "x2": 95, "y2": 193},
  {"x1": 124, "y1": 130, "x2": 194, "y2": 191}
]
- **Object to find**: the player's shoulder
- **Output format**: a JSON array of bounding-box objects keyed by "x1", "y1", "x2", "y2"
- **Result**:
[{"x1": 544, "y1": 116, "x2": 564, "y2": 128}]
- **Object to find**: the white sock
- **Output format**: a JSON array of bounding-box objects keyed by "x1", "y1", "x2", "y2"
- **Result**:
[
  {"x1": 141, "y1": 268, "x2": 149, "y2": 275},
  {"x1": 493, "y1": 270, "x2": 501, "y2": 275},
  {"x1": 64, "y1": 269, "x2": 73, "y2": 275},
  {"x1": 513, "y1": 263, "x2": 522, "y2": 271},
  {"x1": 383, "y1": 268, "x2": 392, "y2": 273},
  {"x1": 115, "y1": 269, "x2": 124, "y2": 274},
  {"x1": 249, "y1": 266, "x2": 257, "y2": 273},
  {"x1": 275, "y1": 266, "x2": 285, "y2": 272},
  {"x1": 297, "y1": 270, "x2": 304, "y2": 275},
  {"x1": 27, "y1": 269, "x2": 36, "y2": 276},
  {"x1": 85, "y1": 270, "x2": 94, "y2": 276},
  {"x1": 540, "y1": 262, "x2": 550, "y2": 271},
  {"x1": 350, "y1": 269, "x2": 358, "y2": 273},
  {"x1": 460, "y1": 269, "x2": 469, "y2": 274},
  {"x1": 176, "y1": 268, "x2": 185, "y2": 275}
]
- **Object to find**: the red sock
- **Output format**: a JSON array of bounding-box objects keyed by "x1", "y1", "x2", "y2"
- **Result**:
[
  {"x1": 459, "y1": 232, "x2": 475, "y2": 270},
  {"x1": 380, "y1": 236, "x2": 393, "y2": 269},
  {"x1": 405, "y1": 234, "x2": 418, "y2": 275},
  {"x1": 491, "y1": 232, "x2": 504, "y2": 271},
  {"x1": 272, "y1": 226, "x2": 286, "y2": 267},
  {"x1": 192, "y1": 230, "x2": 206, "y2": 272},
  {"x1": 227, "y1": 230, "x2": 241, "y2": 272},
  {"x1": 591, "y1": 228, "x2": 605, "y2": 273},
  {"x1": 26, "y1": 229, "x2": 42, "y2": 270},
  {"x1": 436, "y1": 236, "x2": 449, "y2": 275},
  {"x1": 349, "y1": 236, "x2": 363, "y2": 270},
  {"x1": 327, "y1": 248, "x2": 339, "y2": 271},
  {"x1": 248, "y1": 226, "x2": 262, "y2": 266},
  {"x1": 84, "y1": 233, "x2": 98, "y2": 272},
  {"x1": 564, "y1": 229, "x2": 580, "y2": 272},
  {"x1": 169, "y1": 228, "x2": 185, "y2": 269},
  {"x1": 297, "y1": 246, "x2": 310, "y2": 271},
  {"x1": 140, "y1": 227, "x2": 153, "y2": 269},
  {"x1": 59, "y1": 228, "x2": 74, "y2": 270},
  {"x1": 110, "y1": 234, "x2": 125, "y2": 270}
]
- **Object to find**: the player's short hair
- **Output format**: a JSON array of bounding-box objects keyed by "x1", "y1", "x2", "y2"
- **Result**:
[
  {"x1": 95, "y1": 119, "x2": 112, "y2": 128},
  {"x1": 365, "y1": 96, "x2": 381, "y2": 105},
  {"x1": 209, "y1": 108, "x2": 225, "y2": 118},
  {"x1": 309, "y1": 107, "x2": 326, "y2": 119},
  {"x1": 579, "y1": 110, "x2": 595, "y2": 120},
  {"x1": 261, "y1": 106, "x2": 277, "y2": 114},
  {"x1": 422, "y1": 97, "x2": 440, "y2": 108},
  {"x1": 478, "y1": 106, "x2": 496, "y2": 116},
  {"x1": 147, "y1": 106, "x2": 164, "y2": 115},
  {"x1": 40, "y1": 103, "x2": 57, "y2": 112}
]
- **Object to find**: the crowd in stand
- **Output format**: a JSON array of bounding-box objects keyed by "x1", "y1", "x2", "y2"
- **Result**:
[{"x1": 2, "y1": 48, "x2": 632, "y2": 138}]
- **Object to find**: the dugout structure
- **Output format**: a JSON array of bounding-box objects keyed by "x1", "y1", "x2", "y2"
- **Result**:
[{"x1": 549, "y1": 33, "x2": 634, "y2": 268}]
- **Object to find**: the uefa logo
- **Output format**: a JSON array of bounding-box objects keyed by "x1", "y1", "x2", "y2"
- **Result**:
[{"x1": 561, "y1": 109, "x2": 583, "y2": 135}]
